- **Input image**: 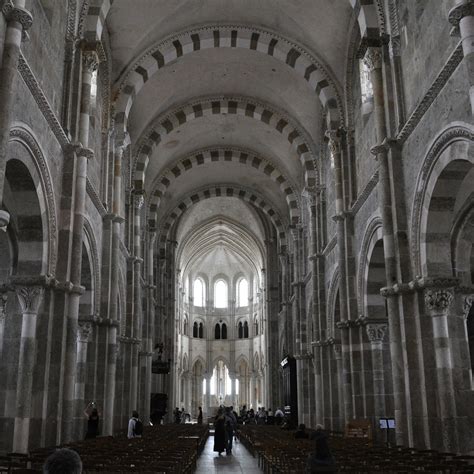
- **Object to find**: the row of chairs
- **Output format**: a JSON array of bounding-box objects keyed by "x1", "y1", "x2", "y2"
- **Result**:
[
  {"x1": 237, "y1": 425, "x2": 474, "y2": 473},
  {"x1": 1, "y1": 424, "x2": 209, "y2": 473}
]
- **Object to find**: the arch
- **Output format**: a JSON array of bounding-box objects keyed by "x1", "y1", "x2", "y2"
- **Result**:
[
  {"x1": 193, "y1": 321, "x2": 198, "y2": 338},
  {"x1": 4, "y1": 159, "x2": 45, "y2": 276},
  {"x1": 155, "y1": 184, "x2": 288, "y2": 253},
  {"x1": 327, "y1": 269, "x2": 341, "y2": 339},
  {"x1": 411, "y1": 124, "x2": 474, "y2": 277},
  {"x1": 349, "y1": 0, "x2": 384, "y2": 55},
  {"x1": 133, "y1": 96, "x2": 318, "y2": 191},
  {"x1": 83, "y1": 219, "x2": 100, "y2": 315},
  {"x1": 144, "y1": 146, "x2": 301, "y2": 225},
  {"x1": 215, "y1": 323, "x2": 221, "y2": 340},
  {"x1": 79, "y1": 240, "x2": 94, "y2": 318},
  {"x1": 244, "y1": 321, "x2": 249, "y2": 338},
  {"x1": 238, "y1": 321, "x2": 243, "y2": 339},
  {"x1": 80, "y1": 0, "x2": 114, "y2": 42},
  {"x1": 192, "y1": 355, "x2": 207, "y2": 373},
  {"x1": 357, "y1": 216, "x2": 383, "y2": 316},
  {"x1": 115, "y1": 25, "x2": 343, "y2": 137},
  {"x1": 9, "y1": 126, "x2": 57, "y2": 275},
  {"x1": 453, "y1": 206, "x2": 474, "y2": 287}
]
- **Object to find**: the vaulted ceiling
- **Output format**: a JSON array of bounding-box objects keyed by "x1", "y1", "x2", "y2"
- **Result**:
[{"x1": 102, "y1": 0, "x2": 355, "y2": 260}]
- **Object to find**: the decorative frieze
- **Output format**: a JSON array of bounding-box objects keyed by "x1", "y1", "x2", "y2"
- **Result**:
[
  {"x1": 2, "y1": 3, "x2": 33, "y2": 30},
  {"x1": 448, "y1": 1, "x2": 474, "y2": 27}
]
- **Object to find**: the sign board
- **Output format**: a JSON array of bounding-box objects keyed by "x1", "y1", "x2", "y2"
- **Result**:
[{"x1": 379, "y1": 417, "x2": 395, "y2": 429}]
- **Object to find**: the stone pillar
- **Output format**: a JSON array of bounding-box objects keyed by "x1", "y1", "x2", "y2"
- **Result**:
[
  {"x1": 74, "y1": 321, "x2": 93, "y2": 440},
  {"x1": 333, "y1": 344, "x2": 344, "y2": 431},
  {"x1": 12, "y1": 284, "x2": 44, "y2": 454},
  {"x1": 327, "y1": 130, "x2": 354, "y2": 424},
  {"x1": 0, "y1": 1, "x2": 32, "y2": 229},
  {"x1": 61, "y1": 145, "x2": 93, "y2": 443},
  {"x1": 424, "y1": 286, "x2": 458, "y2": 452},
  {"x1": 365, "y1": 46, "x2": 407, "y2": 445},
  {"x1": 103, "y1": 136, "x2": 128, "y2": 435},
  {"x1": 230, "y1": 372, "x2": 236, "y2": 407},
  {"x1": 449, "y1": 1, "x2": 474, "y2": 115},
  {"x1": 205, "y1": 375, "x2": 211, "y2": 417},
  {"x1": 0, "y1": 292, "x2": 7, "y2": 356},
  {"x1": 366, "y1": 323, "x2": 388, "y2": 422},
  {"x1": 250, "y1": 372, "x2": 256, "y2": 409}
]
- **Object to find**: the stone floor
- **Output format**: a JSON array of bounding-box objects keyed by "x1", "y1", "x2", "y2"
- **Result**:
[{"x1": 195, "y1": 434, "x2": 262, "y2": 473}]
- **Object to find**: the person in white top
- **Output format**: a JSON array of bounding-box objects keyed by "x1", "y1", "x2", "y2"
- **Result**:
[{"x1": 127, "y1": 410, "x2": 143, "y2": 439}]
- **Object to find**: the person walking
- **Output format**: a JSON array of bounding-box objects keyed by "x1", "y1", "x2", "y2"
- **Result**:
[
  {"x1": 225, "y1": 406, "x2": 237, "y2": 454},
  {"x1": 127, "y1": 411, "x2": 143, "y2": 439},
  {"x1": 83, "y1": 402, "x2": 100, "y2": 439},
  {"x1": 197, "y1": 406, "x2": 203, "y2": 424},
  {"x1": 213, "y1": 408, "x2": 227, "y2": 455}
]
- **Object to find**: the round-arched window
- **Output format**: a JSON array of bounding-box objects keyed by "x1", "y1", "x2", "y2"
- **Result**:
[
  {"x1": 237, "y1": 278, "x2": 249, "y2": 307},
  {"x1": 214, "y1": 279, "x2": 228, "y2": 308},
  {"x1": 193, "y1": 278, "x2": 205, "y2": 307}
]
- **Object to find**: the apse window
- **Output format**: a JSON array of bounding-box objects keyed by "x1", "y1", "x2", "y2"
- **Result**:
[
  {"x1": 237, "y1": 278, "x2": 249, "y2": 307},
  {"x1": 214, "y1": 279, "x2": 228, "y2": 308},
  {"x1": 193, "y1": 278, "x2": 205, "y2": 307}
]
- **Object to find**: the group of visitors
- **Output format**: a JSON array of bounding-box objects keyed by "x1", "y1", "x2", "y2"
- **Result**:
[
  {"x1": 172, "y1": 406, "x2": 192, "y2": 424},
  {"x1": 83, "y1": 402, "x2": 143, "y2": 440},
  {"x1": 239, "y1": 404, "x2": 285, "y2": 425},
  {"x1": 213, "y1": 405, "x2": 238, "y2": 455}
]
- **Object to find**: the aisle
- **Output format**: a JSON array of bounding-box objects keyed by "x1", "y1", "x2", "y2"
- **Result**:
[{"x1": 195, "y1": 433, "x2": 262, "y2": 473}]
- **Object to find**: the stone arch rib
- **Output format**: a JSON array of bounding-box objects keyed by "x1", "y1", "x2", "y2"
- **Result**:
[
  {"x1": 114, "y1": 25, "x2": 342, "y2": 134},
  {"x1": 147, "y1": 147, "x2": 300, "y2": 226},
  {"x1": 81, "y1": 0, "x2": 114, "y2": 42},
  {"x1": 156, "y1": 184, "x2": 288, "y2": 254},
  {"x1": 133, "y1": 96, "x2": 317, "y2": 189}
]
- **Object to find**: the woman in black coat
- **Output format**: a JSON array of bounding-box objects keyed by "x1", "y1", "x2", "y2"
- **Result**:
[{"x1": 213, "y1": 408, "x2": 227, "y2": 455}]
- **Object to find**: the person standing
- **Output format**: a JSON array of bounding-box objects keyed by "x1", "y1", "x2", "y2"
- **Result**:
[
  {"x1": 213, "y1": 408, "x2": 227, "y2": 455},
  {"x1": 225, "y1": 406, "x2": 237, "y2": 454},
  {"x1": 83, "y1": 402, "x2": 100, "y2": 439},
  {"x1": 127, "y1": 411, "x2": 143, "y2": 439},
  {"x1": 197, "y1": 406, "x2": 203, "y2": 424}
]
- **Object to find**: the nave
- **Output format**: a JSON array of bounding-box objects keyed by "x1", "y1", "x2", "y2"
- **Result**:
[{"x1": 0, "y1": 0, "x2": 473, "y2": 460}]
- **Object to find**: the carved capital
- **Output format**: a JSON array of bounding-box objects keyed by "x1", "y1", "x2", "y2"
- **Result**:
[
  {"x1": 76, "y1": 147, "x2": 94, "y2": 160},
  {"x1": 133, "y1": 192, "x2": 145, "y2": 210},
  {"x1": 82, "y1": 49, "x2": 99, "y2": 73},
  {"x1": 424, "y1": 289, "x2": 454, "y2": 313},
  {"x1": 0, "y1": 293, "x2": 7, "y2": 322},
  {"x1": 15, "y1": 286, "x2": 44, "y2": 314},
  {"x1": 366, "y1": 323, "x2": 388, "y2": 343},
  {"x1": 0, "y1": 209, "x2": 10, "y2": 231},
  {"x1": 363, "y1": 47, "x2": 383, "y2": 71},
  {"x1": 325, "y1": 130, "x2": 342, "y2": 155},
  {"x1": 448, "y1": 1, "x2": 474, "y2": 27},
  {"x1": 333, "y1": 344, "x2": 342, "y2": 359},
  {"x1": 463, "y1": 295, "x2": 474, "y2": 319},
  {"x1": 77, "y1": 321, "x2": 93, "y2": 343},
  {"x1": 2, "y1": 3, "x2": 33, "y2": 30}
]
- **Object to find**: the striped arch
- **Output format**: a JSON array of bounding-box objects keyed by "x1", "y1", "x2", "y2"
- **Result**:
[
  {"x1": 349, "y1": 0, "x2": 383, "y2": 55},
  {"x1": 133, "y1": 96, "x2": 317, "y2": 189},
  {"x1": 411, "y1": 124, "x2": 474, "y2": 277},
  {"x1": 115, "y1": 25, "x2": 342, "y2": 134},
  {"x1": 81, "y1": 0, "x2": 114, "y2": 42},
  {"x1": 155, "y1": 184, "x2": 288, "y2": 253},
  {"x1": 148, "y1": 147, "x2": 300, "y2": 226},
  {"x1": 80, "y1": 1, "x2": 379, "y2": 85}
]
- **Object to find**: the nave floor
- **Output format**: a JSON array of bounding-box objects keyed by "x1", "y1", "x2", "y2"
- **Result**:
[{"x1": 195, "y1": 434, "x2": 262, "y2": 473}]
